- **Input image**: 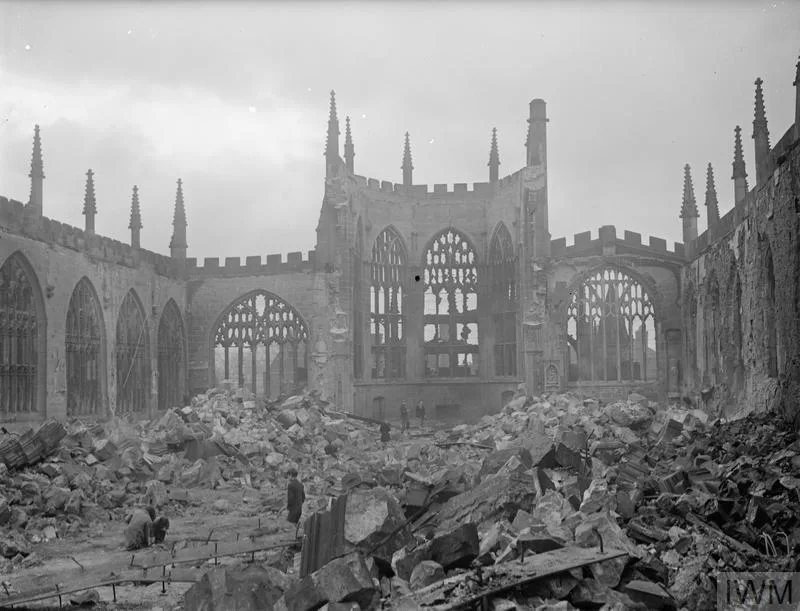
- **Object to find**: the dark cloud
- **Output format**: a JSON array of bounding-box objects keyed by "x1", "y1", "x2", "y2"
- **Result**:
[{"x1": 1, "y1": 1, "x2": 799, "y2": 259}]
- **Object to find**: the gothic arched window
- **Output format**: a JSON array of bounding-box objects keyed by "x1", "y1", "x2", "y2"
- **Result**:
[
  {"x1": 423, "y1": 228, "x2": 479, "y2": 377},
  {"x1": 158, "y1": 299, "x2": 185, "y2": 410},
  {"x1": 353, "y1": 218, "x2": 364, "y2": 379},
  {"x1": 370, "y1": 227, "x2": 407, "y2": 379},
  {"x1": 703, "y1": 274, "x2": 720, "y2": 384},
  {"x1": 66, "y1": 277, "x2": 104, "y2": 416},
  {"x1": 213, "y1": 291, "x2": 308, "y2": 399},
  {"x1": 566, "y1": 268, "x2": 656, "y2": 383},
  {"x1": 0, "y1": 253, "x2": 44, "y2": 417},
  {"x1": 490, "y1": 224, "x2": 518, "y2": 377},
  {"x1": 116, "y1": 290, "x2": 150, "y2": 415},
  {"x1": 763, "y1": 238, "x2": 778, "y2": 378}
]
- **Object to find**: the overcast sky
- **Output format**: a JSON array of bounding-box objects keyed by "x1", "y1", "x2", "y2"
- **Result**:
[{"x1": 1, "y1": 1, "x2": 798, "y2": 261}]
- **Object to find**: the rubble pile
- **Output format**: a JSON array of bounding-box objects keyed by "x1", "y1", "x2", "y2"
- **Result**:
[{"x1": 3, "y1": 383, "x2": 799, "y2": 610}]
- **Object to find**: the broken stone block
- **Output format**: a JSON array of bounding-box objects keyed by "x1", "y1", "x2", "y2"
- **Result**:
[
  {"x1": 569, "y1": 578, "x2": 643, "y2": 608},
  {"x1": 280, "y1": 553, "x2": 378, "y2": 611},
  {"x1": 436, "y1": 472, "x2": 537, "y2": 534},
  {"x1": 623, "y1": 579, "x2": 677, "y2": 610},
  {"x1": 478, "y1": 448, "x2": 533, "y2": 482},
  {"x1": 579, "y1": 479, "x2": 616, "y2": 514},
  {"x1": 428, "y1": 523, "x2": 479, "y2": 570},
  {"x1": 511, "y1": 432, "x2": 556, "y2": 467},
  {"x1": 587, "y1": 555, "x2": 627, "y2": 588},
  {"x1": 184, "y1": 563, "x2": 291, "y2": 611},
  {"x1": 43, "y1": 486, "x2": 71, "y2": 512},
  {"x1": 0, "y1": 497, "x2": 10, "y2": 526},
  {"x1": 516, "y1": 534, "x2": 563, "y2": 555},
  {"x1": 345, "y1": 487, "x2": 411, "y2": 565},
  {"x1": 276, "y1": 410, "x2": 298, "y2": 429},
  {"x1": 410, "y1": 560, "x2": 444, "y2": 590},
  {"x1": 0, "y1": 532, "x2": 30, "y2": 558},
  {"x1": 574, "y1": 511, "x2": 641, "y2": 558},
  {"x1": 92, "y1": 439, "x2": 118, "y2": 462}
]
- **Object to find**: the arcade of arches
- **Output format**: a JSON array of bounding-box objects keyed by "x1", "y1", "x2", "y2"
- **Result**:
[{"x1": 0, "y1": 252, "x2": 187, "y2": 420}]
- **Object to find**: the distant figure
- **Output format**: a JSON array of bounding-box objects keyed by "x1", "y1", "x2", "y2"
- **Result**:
[
  {"x1": 124, "y1": 506, "x2": 155, "y2": 551},
  {"x1": 400, "y1": 401, "x2": 410, "y2": 432},
  {"x1": 286, "y1": 468, "x2": 305, "y2": 539},
  {"x1": 416, "y1": 400, "x2": 426, "y2": 427}
]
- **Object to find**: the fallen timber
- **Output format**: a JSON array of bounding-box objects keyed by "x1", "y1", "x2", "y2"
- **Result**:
[
  {"x1": 0, "y1": 531, "x2": 296, "y2": 608},
  {"x1": 395, "y1": 546, "x2": 628, "y2": 609}
]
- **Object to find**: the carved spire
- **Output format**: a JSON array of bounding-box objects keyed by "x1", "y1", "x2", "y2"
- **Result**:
[
  {"x1": 344, "y1": 115, "x2": 355, "y2": 174},
  {"x1": 488, "y1": 127, "x2": 500, "y2": 184},
  {"x1": 82, "y1": 169, "x2": 97, "y2": 234},
  {"x1": 402, "y1": 132, "x2": 413, "y2": 186},
  {"x1": 325, "y1": 90, "x2": 340, "y2": 176},
  {"x1": 793, "y1": 55, "x2": 800, "y2": 141},
  {"x1": 129, "y1": 185, "x2": 142, "y2": 249},
  {"x1": 28, "y1": 124, "x2": 44, "y2": 215},
  {"x1": 170, "y1": 178, "x2": 188, "y2": 259},
  {"x1": 680, "y1": 165, "x2": 698, "y2": 218},
  {"x1": 752, "y1": 77, "x2": 771, "y2": 185},
  {"x1": 680, "y1": 164, "x2": 699, "y2": 243},
  {"x1": 732, "y1": 126, "x2": 749, "y2": 205},
  {"x1": 704, "y1": 163, "x2": 720, "y2": 227}
]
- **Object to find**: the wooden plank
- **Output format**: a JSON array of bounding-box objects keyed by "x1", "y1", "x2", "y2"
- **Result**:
[
  {"x1": 130, "y1": 536, "x2": 295, "y2": 569},
  {"x1": 1, "y1": 538, "x2": 294, "y2": 607},
  {"x1": 400, "y1": 546, "x2": 628, "y2": 609}
]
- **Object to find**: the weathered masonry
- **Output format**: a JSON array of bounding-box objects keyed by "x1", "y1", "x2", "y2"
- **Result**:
[{"x1": 2, "y1": 57, "x2": 799, "y2": 428}]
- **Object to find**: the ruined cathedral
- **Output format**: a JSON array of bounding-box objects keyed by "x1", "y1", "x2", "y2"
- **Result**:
[{"x1": 2, "y1": 59, "x2": 800, "y2": 429}]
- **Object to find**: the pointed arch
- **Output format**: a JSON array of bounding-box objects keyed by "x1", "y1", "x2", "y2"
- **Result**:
[
  {"x1": 728, "y1": 263, "x2": 745, "y2": 392},
  {"x1": 703, "y1": 272, "x2": 720, "y2": 384},
  {"x1": 0, "y1": 251, "x2": 47, "y2": 418},
  {"x1": 158, "y1": 299, "x2": 186, "y2": 410},
  {"x1": 66, "y1": 277, "x2": 106, "y2": 416},
  {"x1": 370, "y1": 225, "x2": 408, "y2": 379},
  {"x1": 353, "y1": 216, "x2": 365, "y2": 379},
  {"x1": 762, "y1": 236, "x2": 779, "y2": 378},
  {"x1": 565, "y1": 265, "x2": 657, "y2": 383},
  {"x1": 489, "y1": 222, "x2": 518, "y2": 377},
  {"x1": 422, "y1": 227, "x2": 480, "y2": 378},
  {"x1": 115, "y1": 289, "x2": 150, "y2": 416},
  {"x1": 211, "y1": 290, "x2": 309, "y2": 399}
]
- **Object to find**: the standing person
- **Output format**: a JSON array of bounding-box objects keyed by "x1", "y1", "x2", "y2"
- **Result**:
[
  {"x1": 417, "y1": 399, "x2": 426, "y2": 427},
  {"x1": 400, "y1": 401, "x2": 410, "y2": 432},
  {"x1": 286, "y1": 468, "x2": 305, "y2": 540},
  {"x1": 380, "y1": 421, "x2": 391, "y2": 443}
]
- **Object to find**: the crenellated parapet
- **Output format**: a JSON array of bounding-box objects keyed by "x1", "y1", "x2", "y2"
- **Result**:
[
  {"x1": 186, "y1": 251, "x2": 316, "y2": 278},
  {"x1": 350, "y1": 169, "x2": 523, "y2": 200},
  {"x1": 0, "y1": 195, "x2": 182, "y2": 278},
  {"x1": 550, "y1": 225, "x2": 686, "y2": 262}
]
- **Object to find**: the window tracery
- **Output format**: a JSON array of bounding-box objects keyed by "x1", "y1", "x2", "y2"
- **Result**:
[
  {"x1": 0, "y1": 254, "x2": 40, "y2": 416},
  {"x1": 213, "y1": 291, "x2": 308, "y2": 399},
  {"x1": 66, "y1": 278, "x2": 103, "y2": 416},
  {"x1": 423, "y1": 228, "x2": 479, "y2": 377},
  {"x1": 566, "y1": 268, "x2": 656, "y2": 383},
  {"x1": 158, "y1": 300, "x2": 185, "y2": 411},
  {"x1": 370, "y1": 227, "x2": 407, "y2": 379},
  {"x1": 116, "y1": 290, "x2": 150, "y2": 415},
  {"x1": 490, "y1": 224, "x2": 518, "y2": 377}
]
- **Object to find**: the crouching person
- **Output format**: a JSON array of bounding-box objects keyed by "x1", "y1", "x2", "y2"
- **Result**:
[
  {"x1": 152, "y1": 515, "x2": 170, "y2": 544},
  {"x1": 124, "y1": 506, "x2": 155, "y2": 551}
]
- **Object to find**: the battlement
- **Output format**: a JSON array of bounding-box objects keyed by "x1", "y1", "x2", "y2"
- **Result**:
[
  {"x1": 350, "y1": 168, "x2": 523, "y2": 200},
  {"x1": 186, "y1": 251, "x2": 316, "y2": 278},
  {"x1": 550, "y1": 225, "x2": 685, "y2": 261},
  {"x1": 0, "y1": 196, "x2": 182, "y2": 278}
]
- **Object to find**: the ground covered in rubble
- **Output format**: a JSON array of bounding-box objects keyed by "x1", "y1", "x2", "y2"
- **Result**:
[{"x1": 1, "y1": 387, "x2": 799, "y2": 610}]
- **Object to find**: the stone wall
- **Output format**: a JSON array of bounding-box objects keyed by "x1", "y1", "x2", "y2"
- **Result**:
[
  {"x1": 185, "y1": 268, "x2": 334, "y2": 401},
  {"x1": 683, "y1": 137, "x2": 800, "y2": 422},
  {"x1": 0, "y1": 200, "x2": 186, "y2": 428}
]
